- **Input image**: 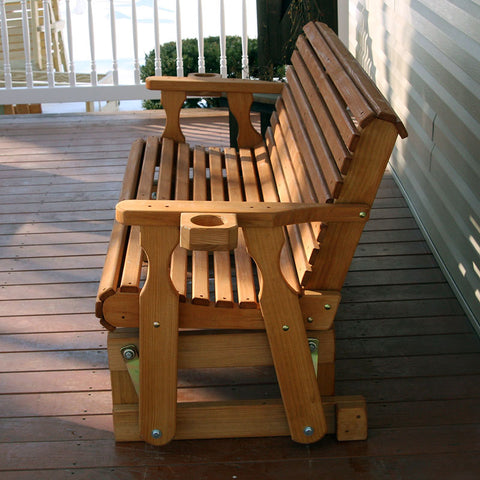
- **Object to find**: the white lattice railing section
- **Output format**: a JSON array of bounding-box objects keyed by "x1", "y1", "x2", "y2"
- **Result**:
[{"x1": 0, "y1": 0, "x2": 254, "y2": 106}]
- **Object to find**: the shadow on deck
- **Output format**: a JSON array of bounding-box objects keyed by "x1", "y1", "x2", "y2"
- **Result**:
[{"x1": 0, "y1": 111, "x2": 479, "y2": 479}]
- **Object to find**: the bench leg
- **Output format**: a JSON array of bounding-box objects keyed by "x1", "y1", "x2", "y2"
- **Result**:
[
  {"x1": 138, "y1": 225, "x2": 179, "y2": 445},
  {"x1": 243, "y1": 226, "x2": 327, "y2": 443}
]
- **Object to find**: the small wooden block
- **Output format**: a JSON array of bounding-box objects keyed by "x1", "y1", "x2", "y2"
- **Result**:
[
  {"x1": 336, "y1": 399, "x2": 368, "y2": 441},
  {"x1": 15, "y1": 104, "x2": 30, "y2": 114},
  {"x1": 301, "y1": 290, "x2": 341, "y2": 330},
  {"x1": 180, "y1": 212, "x2": 238, "y2": 251},
  {"x1": 29, "y1": 104, "x2": 42, "y2": 114}
]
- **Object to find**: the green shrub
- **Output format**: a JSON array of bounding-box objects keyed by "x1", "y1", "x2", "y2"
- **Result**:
[{"x1": 140, "y1": 36, "x2": 262, "y2": 109}]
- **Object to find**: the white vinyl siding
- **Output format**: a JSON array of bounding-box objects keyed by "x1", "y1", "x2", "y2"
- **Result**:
[{"x1": 349, "y1": 0, "x2": 480, "y2": 330}]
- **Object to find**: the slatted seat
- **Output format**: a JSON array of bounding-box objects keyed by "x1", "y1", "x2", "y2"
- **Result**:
[
  {"x1": 96, "y1": 21, "x2": 407, "y2": 446},
  {"x1": 97, "y1": 137, "x2": 293, "y2": 311}
]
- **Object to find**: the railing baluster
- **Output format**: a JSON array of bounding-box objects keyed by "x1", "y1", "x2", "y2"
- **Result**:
[
  {"x1": 65, "y1": 0, "x2": 76, "y2": 86},
  {"x1": 110, "y1": 0, "x2": 119, "y2": 85},
  {"x1": 43, "y1": 0, "x2": 55, "y2": 87},
  {"x1": 0, "y1": 0, "x2": 12, "y2": 89},
  {"x1": 175, "y1": 0, "x2": 184, "y2": 76},
  {"x1": 197, "y1": 0, "x2": 205, "y2": 73},
  {"x1": 131, "y1": 0, "x2": 140, "y2": 84},
  {"x1": 20, "y1": 0, "x2": 34, "y2": 88},
  {"x1": 241, "y1": 0, "x2": 249, "y2": 79},
  {"x1": 153, "y1": 0, "x2": 162, "y2": 76},
  {"x1": 1, "y1": 0, "x2": 257, "y2": 102},
  {"x1": 87, "y1": 0, "x2": 97, "y2": 86},
  {"x1": 219, "y1": 0, "x2": 227, "y2": 78}
]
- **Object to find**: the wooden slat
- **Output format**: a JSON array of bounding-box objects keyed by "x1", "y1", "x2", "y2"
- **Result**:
[
  {"x1": 224, "y1": 147, "x2": 258, "y2": 308},
  {"x1": 295, "y1": 34, "x2": 360, "y2": 152},
  {"x1": 254, "y1": 144, "x2": 300, "y2": 292},
  {"x1": 285, "y1": 67, "x2": 343, "y2": 198},
  {"x1": 302, "y1": 22, "x2": 376, "y2": 129},
  {"x1": 265, "y1": 126, "x2": 312, "y2": 285},
  {"x1": 156, "y1": 138, "x2": 187, "y2": 297},
  {"x1": 170, "y1": 142, "x2": 190, "y2": 301},
  {"x1": 309, "y1": 22, "x2": 407, "y2": 138},
  {"x1": 156, "y1": 137, "x2": 175, "y2": 200},
  {"x1": 280, "y1": 87, "x2": 334, "y2": 202},
  {"x1": 291, "y1": 48, "x2": 352, "y2": 174},
  {"x1": 191, "y1": 146, "x2": 210, "y2": 305},
  {"x1": 209, "y1": 147, "x2": 234, "y2": 307},
  {"x1": 119, "y1": 137, "x2": 158, "y2": 292},
  {"x1": 239, "y1": 148, "x2": 261, "y2": 202},
  {"x1": 270, "y1": 111, "x2": 320, "y2": 262},
  {"x1": 96, "y1": 138, "x2": 145, "y2": 311}
]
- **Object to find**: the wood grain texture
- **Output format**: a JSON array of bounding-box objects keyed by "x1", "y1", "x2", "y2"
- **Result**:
[
  {"x1": 161, "y1": 91, "x2": 187, "y2": 143},
  {"x1": 227, "y1": 92, "x2": 264, "y2": 148},
  {"x1": 120, "y1": 137, "x2": 159, "y2": 293},
  {"x1": 146, "y1": 75, "x2": 284, "y2": 94},
  {"x1": 243, "y1": 226, "x2": 327, "y2": 443},
  {"x1": 209, "y1": 147, "x2": 235, "y2": 306},
  {"x1": 103, "y1": 290, "x2": 338, "y2": 330},
  {"x1": 138, "y1": 225, "x2": 179, "y2": 445},
  {"x1": 116, "y1": 200, "x2": 369, "y2": 227},
  {"x1": 96, "y1": 138, "x2": 145, "y2": 312},
  {"x1": 191, "y1": 146, "x2": 210, "y2": 305}
]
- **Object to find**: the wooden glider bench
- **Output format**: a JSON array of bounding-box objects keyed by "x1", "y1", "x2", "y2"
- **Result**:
[{"x1": 96, "y1": 21, "x2": 407, "y2": 446}]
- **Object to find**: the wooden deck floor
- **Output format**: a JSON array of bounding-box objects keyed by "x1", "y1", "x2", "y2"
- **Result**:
[{"x1": 0, "y1": 111, "x2": 479, "y2": 479}]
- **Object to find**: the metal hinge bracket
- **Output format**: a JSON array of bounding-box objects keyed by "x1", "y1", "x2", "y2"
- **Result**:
[
  {"x1": 120, "y1": 344, "x2": 140, "y2": 395},
  {"x1": 308, "y1": 338, "x2": 319, "y2": 377}
]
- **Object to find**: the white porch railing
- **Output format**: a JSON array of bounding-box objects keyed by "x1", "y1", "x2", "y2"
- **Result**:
[{"x1": 0, "y1": 0, "x2": 255, "y2": 106}]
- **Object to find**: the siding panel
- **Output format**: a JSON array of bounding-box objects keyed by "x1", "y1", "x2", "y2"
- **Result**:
[{"x1": 349, "y1": 0, "x2": 480, "y2": 328}]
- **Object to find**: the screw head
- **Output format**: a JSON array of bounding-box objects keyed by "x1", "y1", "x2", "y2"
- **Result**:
[
  {"x1": 151, "y1": 429, "x2": 162, "y2": 439},
  {"x1": 282, "y1": 325, "x2": 289, "y2": 331},
  {"x1": 359, "y1": 211, "x2": 367, "y2": 218},
  {"x1": 304, "y1": 426, "x2": 314, "y2": 436},
  {"x1": 324, "y1": 304, "x2": 331, "y2": 310},
  {"x1": 307, "y1": 316, "x2": 314, "y2": 323},
  {"x1": 153, "y1": 321, "x2": 160, "y2": 328}
]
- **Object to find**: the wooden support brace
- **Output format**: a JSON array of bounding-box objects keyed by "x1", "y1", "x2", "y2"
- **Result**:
[
  {"x1": 111, "y1": 396, "x2": 366, "y2": 442},
  {"x1": 227, "y1": 92, "x2": 264, "y2": 148},
  {"x1": 243, "y1": 226, "x2": 327, "y2": 443},
  {"x1": 138, "y1": 225, "x2": 179, "y2": 445},
  {"x1": 161, "y1": 91, "x2": 187, "y2": 143}
]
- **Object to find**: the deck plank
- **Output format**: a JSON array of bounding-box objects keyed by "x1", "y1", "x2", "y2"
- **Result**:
[{"x1": 0, "y1": 112, "x2": 479, "y2": 478}]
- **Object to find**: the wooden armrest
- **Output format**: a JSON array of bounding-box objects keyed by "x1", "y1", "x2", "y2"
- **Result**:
[
  {"x1": 145, "y1": 76, "x2": 284, "y2": 95},
  {"x1": 116, "y1": 200, "x2": 369, "y2": 227}
]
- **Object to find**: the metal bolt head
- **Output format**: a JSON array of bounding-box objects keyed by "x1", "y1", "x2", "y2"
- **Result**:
[
  {"x1": 324, "y1": 304, "x2": 332, "y2": 310},
  {"x1": 359, "y1": 211, "x2": 367, "y2": 218},
  {"x1": 282, "y1": 325, "x2": 289, "y2": 331},
  {"x1": 304, "y1": 426, "x2": 314, "y2": 436},
  {"x1": 151, "y1": 429, "x2": 162, "y2": 439},
  {"x1": 153, "y1": 321, "x2": 160, "y2": 328},
  {"x1": 306, "y1": 316, "x2": 314, "y2": 323},
  {"x1": 121, "y1": 345, "x2": 137, "y2": 361},
  {"x1": 308, "y1": 341, "x2": 318, "y2": 353}
]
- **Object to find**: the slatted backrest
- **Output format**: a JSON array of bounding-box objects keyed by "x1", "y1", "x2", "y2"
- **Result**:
[{"x1": 267, "y1": 21, "x2": 406, "y2": 288}]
